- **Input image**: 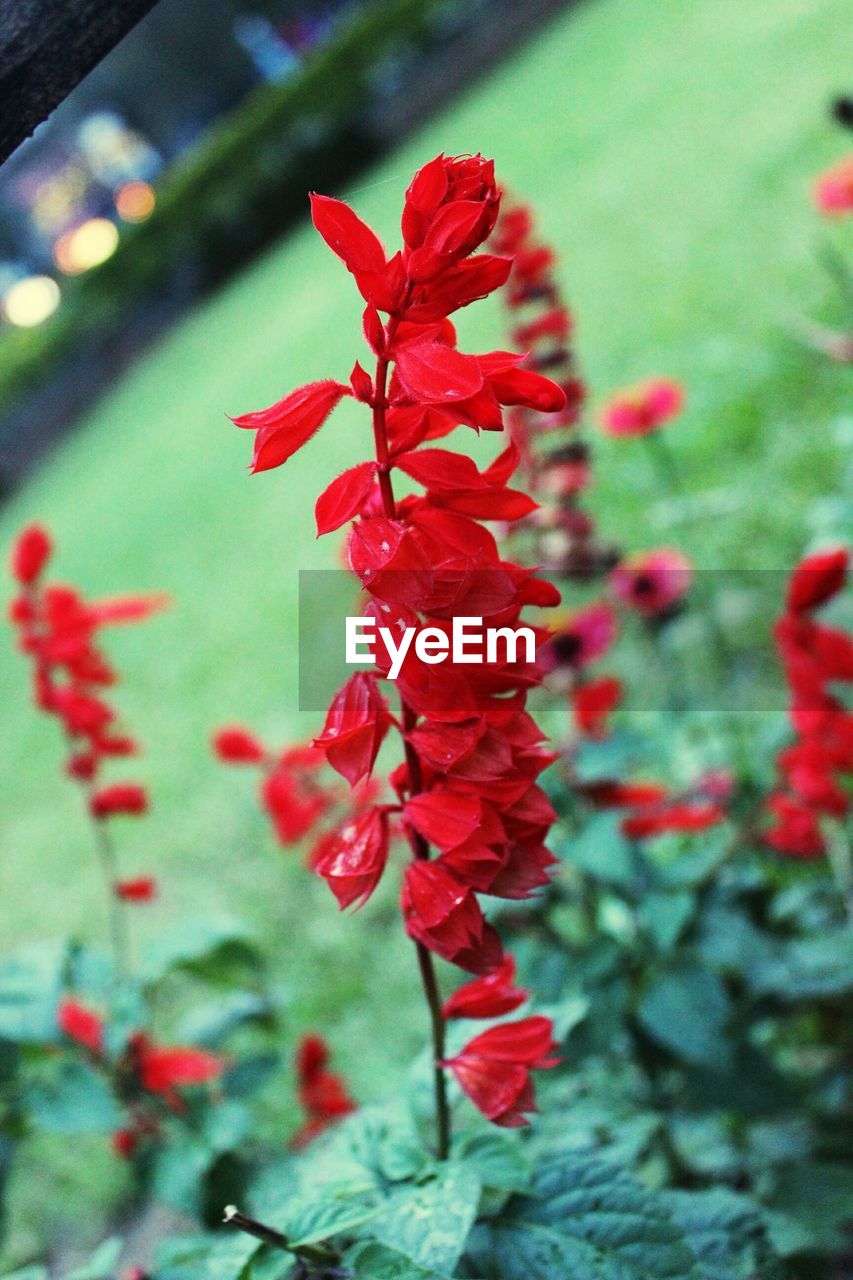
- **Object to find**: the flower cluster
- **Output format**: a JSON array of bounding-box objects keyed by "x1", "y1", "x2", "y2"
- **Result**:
[
  {"x1": 58, "y1": 996, "x2": 224, "y2": 1158},
  {"x1": 231, "y1": 156, "x2": 567, "y2": 1142},
  {"x1": 290, "y1": 1034, "x2": 356, "y2": 1150},
  {"x1": 764, "y1": 548, "x2": 852, "y2": 858},
  {"x1": 8, "y1": 526, "x2": 165, "y2": 914},
  {"x1": 213, "y1": 726, "x2": 340, "y2": 847}
]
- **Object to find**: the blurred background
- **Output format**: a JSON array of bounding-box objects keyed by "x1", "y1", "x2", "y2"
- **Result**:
[{"x1": 0, "y1": 0, "x2": 851, "y2": 1262}]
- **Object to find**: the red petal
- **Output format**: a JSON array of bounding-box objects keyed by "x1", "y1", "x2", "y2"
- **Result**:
[
  {"x1": 786, "y1": 548, "x2": 848, "y2": 614},
  {"x1": 395, "y1": 341, "x2": 484, "y2": 403},
  {"x1": 488, "y1": 366, "x2": 567, "y2": 412},
  {"x1": 310, "y1": 194, "x2": 386, "y2": 275},
  {"x1": 404, "y1": 789, "x2": 481, "y2": 850},
  {"x1": 231, "y1": 381, "x2": 348, "y2": 473},
  {"x1": 315, "y1": 462, "x2": 377, "y2": 535},
  {"x1": 394, "y1": 447, "x2": 487, "y2": 492}
]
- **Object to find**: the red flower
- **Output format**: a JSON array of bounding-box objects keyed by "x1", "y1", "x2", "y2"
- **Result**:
[
  {"x1": 213, "y1": 725, "x2": 268, "y2": 764},
  {"x1": 763, "y1": 793, "x2": 826, "y2": 859},
  {"x1": 611, "y1": 548, "x2": 692, "y2": 615},
  {"x1": 812, "y1": 155, "x2": 853, "y2": 217},
  {"x1": 128, "y1": 1033, "x2": 223, "y2": 1108},
  {"x1": 112, "y1": 1128, "x2": 139, "y2": 1160},
  {"x1": 442, "y1": 955, "x2": 528, "y2": 1020},
  {"x1": 290, "y1": 1033, "x2": 356, "y2": 1150},
  {"x1": 314, "y1": 672, "x2": 392, "y2": 787},
  {"x1": 442, "y1": 1015, "x2": 559, "y2": 1127},
  {"x1": 114, "y1": 876, "x2": 157, "y2": 902},
  {"x1": 10, "y1": 524, "x2": 52, "y2": 584},
  {"x1": 90, "y1": 783, "x2": 149, "y2": 819},
  {"x1": 314, "y1": 806, "x2": 389, "y2": 909},
  {"x1": 543, "y1": 602, "x2": 616, "y2": 675},
  {"x1": 786, "y1": 547, "x2": 848, "y2": 614},
  {"x1": 231, "y1": 380, "x2": 351, "y2": 475},
  {"x1": 402, "y1": 861, "x2": 502, "y2": 974},
  {"x1": 621, "y1": 802, "x2": 725, "y2": 840},
  {"x1": 58, "y1": 997, "x2": 104, "y2": 1055},
  {"x1": 600, "y1": 379, "x2": 684, "y2": 438},
  {"x1": 571, "y1": 675, "x2": 623, "y2": 738}
]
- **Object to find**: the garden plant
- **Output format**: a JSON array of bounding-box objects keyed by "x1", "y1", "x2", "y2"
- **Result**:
[{"x1": 1, "y1": 149, "x2": 852, "y2": 1280}]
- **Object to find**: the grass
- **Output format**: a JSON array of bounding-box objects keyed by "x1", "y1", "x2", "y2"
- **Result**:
[{"x1": 0, "y1": 0, "x2": 851, "y2": 1259}]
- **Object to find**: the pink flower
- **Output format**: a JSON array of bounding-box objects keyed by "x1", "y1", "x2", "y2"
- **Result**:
[
  {"x1": 600, "y1": 379, "x2": 684, "y2": 437},
  {"x1": 610, "y1": 549, "x2": 692, "y2": 615},
  {"x1": 812, "y1": 155, "x2": 853, "y2": 217}
]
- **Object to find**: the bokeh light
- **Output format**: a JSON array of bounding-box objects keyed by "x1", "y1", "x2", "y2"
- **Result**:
[
  {"x1": 114, "y1": 180, "x2": 157, "y2": 223},
  {"x1": 2, "y1": 275, "x2": 61, "y2": 327},
  {"x1": 53, "y1": 217, "x2": 120, "y2": 275}
]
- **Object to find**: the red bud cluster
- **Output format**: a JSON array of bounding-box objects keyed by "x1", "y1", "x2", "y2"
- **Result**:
[{"x1": 764, "y1": 548, "x2": 853, "y2": 858}]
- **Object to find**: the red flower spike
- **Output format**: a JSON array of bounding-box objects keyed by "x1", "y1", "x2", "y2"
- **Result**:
[
  {"x1": 600, "y1": 378, "x2": 684, "y2": 438},
  {"x1": 213, "y1": 725, "x2": 267, "y2": 764},
  {"x1": 786, "y1": 548, "x2": 848, "y2": 614},
  {"x1": 442, "y1": 955, "x2": 528, "y2": 1020},
  {"x1": 112, "y1": 1128, "x2": 139, "y2": 1160},
  {"x1": 315, "y1": 462, "x2": 377, "y2": 536},
  {"x1": 58, "y1": 997, "x2": 104, "y2": 1055},
  {"x1": 314, "y1": 806, "x2": 389, "y2": 909},
  {"x1": 571, "y1": 676, "x2": 623, "y2": 738},
  {"x1": 812, "y1": 155, "x2": 853, "y2": 217},
  {"x1": 402, "y1": 860, "x2": 503, "y2": 974},
  {"x1": 313, "y1": 671, "x2": 391, "y2": 787},
  {"x1": 442, "y1": 1015, "x2": 559, "y2": 1127},
  {"x1": 291, "y1": 1033, "x2": 356, "y2": 1150},
  {"x1": 621, "y1": 802, "x2": 725, "y2": 840},
  {"x1": 11, "y1": 524, "x2": 52, "y2": 584}
]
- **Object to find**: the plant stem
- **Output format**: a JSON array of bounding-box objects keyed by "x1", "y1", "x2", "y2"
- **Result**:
[
  {"x1": 371, "y1": 315, "x2": 451, "y2": 1160},
  {"x1": 89, "y1": 805, "x2": 130, "y2": 979}
]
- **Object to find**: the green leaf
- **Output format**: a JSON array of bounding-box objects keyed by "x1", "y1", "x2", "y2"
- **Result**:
[
  {"x1": 662, "y1": 1189, "x2": 782, "y2": 1280},
  {"x1": 748, "y1": 928, "x2": 853, "y2": 1001},
  {"x1": 345, "y1": 1241, "x2": 452, "y2": 1279},
  {"x1": 0, "y1": 1268, "x2": 49, "y2": 1280},
  {"x1": 639, "y1": 891, "x2": 694, "y2": 950},
  {"x1": 175, "y1": 991, "x2": 273, "y2": 1045},
  {"x1": 27, "y1": 1060, "x2": 121, "y2": 1133},
  {"x1": 637, "y1": 961, "x2": 731, "y2": 1067},
  {"x1": 469, "y1": 1150, "x2": 702, "y2": 1280},
  {"x1": 63, "y1": 1238, "x2": 123, "y2": 1280},
  {"x1": 151, "y1": 1130, "x2": 211, "y2": 1216},
  {"x1": 139, "y1": 918, "x2": 256, "y2": 986},
  {"x1": 284, "y1": 1191, "x2": 380, "y2": 1248},
  {"x1": 152, "y1": 1232, "x2": 259, "y2": 1280},
  {"x1": 560, "y1": 814, "x2": 638, "y2": 889},
  {"x1": 456, "y1": 1132, "x2": 531, "y2": 1194},
  {"x1": 763, "y1": 1160, "x2": 853, "y2": 1257},
  {"x1": 369, "y1": 1162, "x2": 481, "y2": 1274},
  {"x1": 0, "y1": 941, "x2": 67, "y2": 1044}
]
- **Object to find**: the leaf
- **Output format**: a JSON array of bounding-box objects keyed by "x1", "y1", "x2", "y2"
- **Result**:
[
  {"x1": 139, "y1": 918, "x2": 255, "y2": 987},
  {"x1": 639, "y1": 891, "x2": 694, "y2": 950},
  {"x1": 469, "y1": 1150, "x2": 702, "y2": 1279},
  {"x1": 748, "y1": 927, "x2": 853, "y2": 1000},
  {"x1": 662, "y1": 1189, "x2": 782, "y2": 1280},
  {"x1": 0, "y1": 941, "x2": 66, "y2": 1044},
  {"x1": 560, "y1": 813, "x2": 638, "y2": 889},
  {"x1": 763, "y1": 1160, "x2": 853, "y2": 1257},
  {"x1": 456, "y1": 1132, "x2": 531, "y2": 1193},
  {"x1": 175, "y1": 991, "x2": 273, "y2": 1046},
  {"x1": 0, "y1": 1269, "x2": 48, "y2": 1280},
  {"x1": 316, "y1": 462, "x2": 377, "y2": 535},
  {"x1": 63, "y1": 1239, "x2": 123, "y2": 1280},
  {"x1": 368, "y1": 1162, "x2": 481, "y2": 1274},
  {"x1": 637, "y1": 962, "x2": 731, "y2": 1067},
  {"x1": 151, "y1": 1130, "x2": 211, "y2": 1216},
  {"x1": 310, "y1": 194, "x2": 387, "y2": 275},
  {"x1": 284, "y1": 1192, "x2": 380, "y2": 1247},
  {"x1": 395, "y1": 341, "x2": 483, "y2": 403},
  {"x1": 153, "y1": 1232, "x2": 260, "y2": 1280},
  {"x1": 27, "y1": 1060, "x2": 121, "y2": 1134},
  {"x1": 345, "y1": 1241, "x2": 452, "y2": 1279}
]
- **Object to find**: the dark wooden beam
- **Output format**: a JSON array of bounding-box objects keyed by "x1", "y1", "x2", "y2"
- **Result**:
[{"x1": 0, "y1": 0, "x2": 162, "y2": 165}]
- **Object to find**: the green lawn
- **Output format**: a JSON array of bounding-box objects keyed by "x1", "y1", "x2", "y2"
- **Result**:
[{"x1": 1, "y1": 0, "x2": 851, "y2": 1256}]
